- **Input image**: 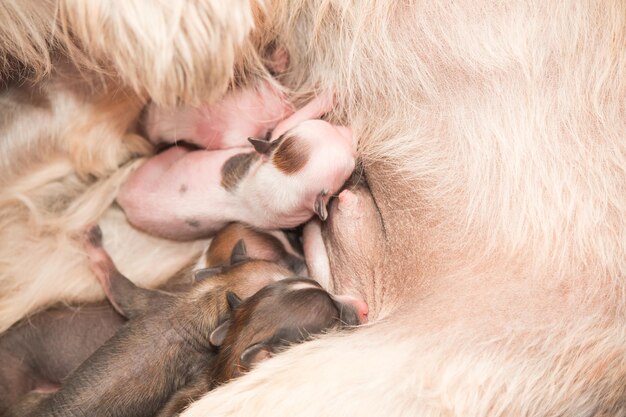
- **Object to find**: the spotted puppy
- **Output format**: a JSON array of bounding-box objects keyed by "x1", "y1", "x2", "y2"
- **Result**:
[{"x1": 117, "y1": 118, "x2": 355, "y2": 240}]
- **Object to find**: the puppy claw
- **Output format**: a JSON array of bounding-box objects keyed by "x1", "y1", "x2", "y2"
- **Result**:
[
  {"x1": 86, "y1": 225, "x2": 103, "y2": 248},
  {"x1": 314, "y1": 190, "x2": 329, "y2": 221}
]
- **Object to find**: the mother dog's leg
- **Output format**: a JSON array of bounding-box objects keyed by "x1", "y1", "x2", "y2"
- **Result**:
[
  {"x1": 181, "y1": 306, "x2": 626, "y2": 417},
  {"x1": 0, "y1": 0, "x2": 258, "y2": 105}
]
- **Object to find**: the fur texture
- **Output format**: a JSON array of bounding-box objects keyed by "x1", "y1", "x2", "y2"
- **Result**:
[
  {"x1": 180, "y1": 1, "x2": 626, "y2": 415},
  {"x1": 0, "y1": 0, "x2": 624, "y2": 416},
  {"x1": 0, "y1": 73, "x2": 208, "y2": 333},
  {"x1": 0, "y1": 0, "x2": 258, "y2": 105}
]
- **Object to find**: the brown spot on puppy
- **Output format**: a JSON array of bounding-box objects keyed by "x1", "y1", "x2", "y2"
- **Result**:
[
  {"x1": 221, "y1": 152, "x2": 259, "y2": 191},
  {"x1": 186, "y1": 219, "x2": 200, "y2": 228},
  {"x1": 272, "y1": 135, "x2": 309, "y2": 175}
]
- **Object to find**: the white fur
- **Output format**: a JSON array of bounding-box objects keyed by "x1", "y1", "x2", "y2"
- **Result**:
[
  {"x1": 180, "y1": 1, "x2": 626, "y2": 415},
  {"x1": 0, "y1": 0, "x2": 624, "y2": 415},
  {"x1": 182, "y1": 315, "x2": 626, "y2": 416},
  {"x1": 0, "y1": 75, "x2": 208, "y2": 332},
  {"x1": 0, "y1": 0, "x2": 256, "y2": 105}
]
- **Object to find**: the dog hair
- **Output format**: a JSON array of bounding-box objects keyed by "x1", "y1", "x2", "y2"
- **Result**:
[
  {"x1": 0, "y1": 0, "x2": 264, "y2": 105},
  {"x1": 0, "y1": 1, "x2": 624, "y2": 416}
]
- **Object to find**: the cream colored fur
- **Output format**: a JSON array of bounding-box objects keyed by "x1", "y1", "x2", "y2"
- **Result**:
[
  {"x1": 0, "y1": 0, "x2": 624, "y2": 416},
  {"x1": 0, "y1": 75, "x2": 208, "y2": 332},
  {"x1": 0, "y1": 0, "x2": 257, "y2": 105},
  {"x1": 180, "y1": 1, "x2": 626, "y2": 415}
]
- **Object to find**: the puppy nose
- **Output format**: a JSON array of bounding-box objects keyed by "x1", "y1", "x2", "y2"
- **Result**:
[
  {"x1": 353, "y1": 298, "x2": 369, "y2": 324},
  {"x1": 334, "y1": 294, "x2": 369, "y2": 324}
]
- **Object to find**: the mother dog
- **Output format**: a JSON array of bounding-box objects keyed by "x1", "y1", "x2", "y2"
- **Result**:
[{"x1": 0, "y1": 1, "x2": 624, "y2": 416}]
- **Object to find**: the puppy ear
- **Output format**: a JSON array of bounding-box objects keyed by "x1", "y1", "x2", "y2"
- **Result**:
[
  {"x1": 240, "y1": 343, "x2": 273, "y2": 368},
  {"x1": 230, "y1": 239, "x2": 248, "y2": 265},
  {"x1": 248, "y1": 137, "x2": 281, "y2": 155},
  {"x1": 209, "y1": 320, "x2": 231, "y2": 348},
  {"x1": 192, "y1": 267, "x2": 222, "y2": 282},
  {"x1": 226, "y1": 291, "x2": 242, "y2": 311},
  {"x1": 248, "y1": 137, "x2": 272, "y2": 154}
]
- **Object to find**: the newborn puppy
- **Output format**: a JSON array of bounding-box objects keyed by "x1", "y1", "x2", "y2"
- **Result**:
[
  {"x1": 6, "y1": 228, "x2": 292, "y2": 417},
  {"x1": 145, "y1": 80, "x2": 291, "y2": 150},
  {"x1": 117, "y1": 119, "x2": 355, "y2": 240},
  {"x1": 0, "y1": 222, "x2": 302, "y2": 414},
  {"x1": 0, "y1": 302, "x2": 125, "y2": 415},
  {"x1": 199, "y1": 222, "x2": 306, "y2": 276},
  {"x1": 210, "y1": 277, "x2": 369, "y2": 380},
  {"x1": 156, "y1": 277, "x2": 368, "y2": 417},
  {"x1": 145, "y1": 45, "x2": 293, "y2": 150}
]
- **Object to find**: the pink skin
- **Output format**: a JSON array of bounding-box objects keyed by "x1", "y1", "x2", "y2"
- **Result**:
[
  {"x1": 120, "y1": 91, "x2": 354, "y2": 240},
  {"x1": 118, "y1": 147, "x2": 249, "y2": 240},
  {"x1": 303, "y1": 220, "x2": 369, "y2": 323},
  {"x1": 145, "y1": 81, "x2": 292, "y2": 149},
  {"x1": 117, "y1": 120, "x2": 355, "y2": 240},
  {"x1": 83, "y1": 240, "x2": 114, "y2": 296},
  {"x1": 270, "y1": 93, "x2": 336, "y2": 140},
  {"x1": 32, "y1": 384, "x2": 59, "y2": 394},
  {"x1": 334, "y1": 294, "x2": 369, "y2": 324},
  {"x1": 304, "y1": 188, "x2": 371, "y2": 324},
  {"x1": 303, "y1": 188, "x2": 374, "y2": 321},
  {"x1": 83, "y1": 228, "x2": 128, "y2": 315}
]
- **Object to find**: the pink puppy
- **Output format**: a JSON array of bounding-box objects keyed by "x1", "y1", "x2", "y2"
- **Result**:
[
  {"x1": 145, "y1": 81, "x2": 291, "y2": 150},
  {"x1": 117, "y1": 119, "x2": 355, "y2": 240}
]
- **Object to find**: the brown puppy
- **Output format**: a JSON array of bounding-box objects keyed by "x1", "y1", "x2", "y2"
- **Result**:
[
  {"x1": 0, "y1": 224, "x2": 297, "y2": 415},
  {"x1": 212, "y1": 277, "x2": 368, "y2": 380},
  {"x1": 201, "y1": 222, "x2": 305, "y2": 276},
  {"x1": 5, "y1": 227, "x2": 292, "y2": 417},
  {"x1": 0, "y1": 302, "x2": 125, "y2": 415},
  {"x1": 155, "y1": 277, "x2": 367, "y2": 417}
]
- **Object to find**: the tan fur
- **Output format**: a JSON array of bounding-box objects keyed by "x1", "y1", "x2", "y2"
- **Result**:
[
  {"x1": 205, "y1": 223, "x2": 286, "y2": 267},
  {"x1": 0, "y1": 0, "x2": 263, "y2": 105},
  {"x1": 0, "y1": 71, "x2": 208, "y2": 332},
  {"x1": 180, "y1": 1, "x2": 626, "y2": 415},
  {"x1": 0, "y1": 0, "x2": 624, "y2": 415}
]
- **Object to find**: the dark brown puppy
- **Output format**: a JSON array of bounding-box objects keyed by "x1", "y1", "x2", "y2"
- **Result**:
[
  {"x1": 0, "y1": 302, "x2": 124, "y2": 414},
  {"x1": 156, "y1": 277, "x2": 368, "y2": 417},
  {"x1": 211, "y1": 277, "x2": 367, "y2": 381},
  {"x1": 0, "y1": 222, "x2": 300, "y2": 415},
  {"x1": 2, "y1": 227, "x2": 292, "y2": 417}
]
